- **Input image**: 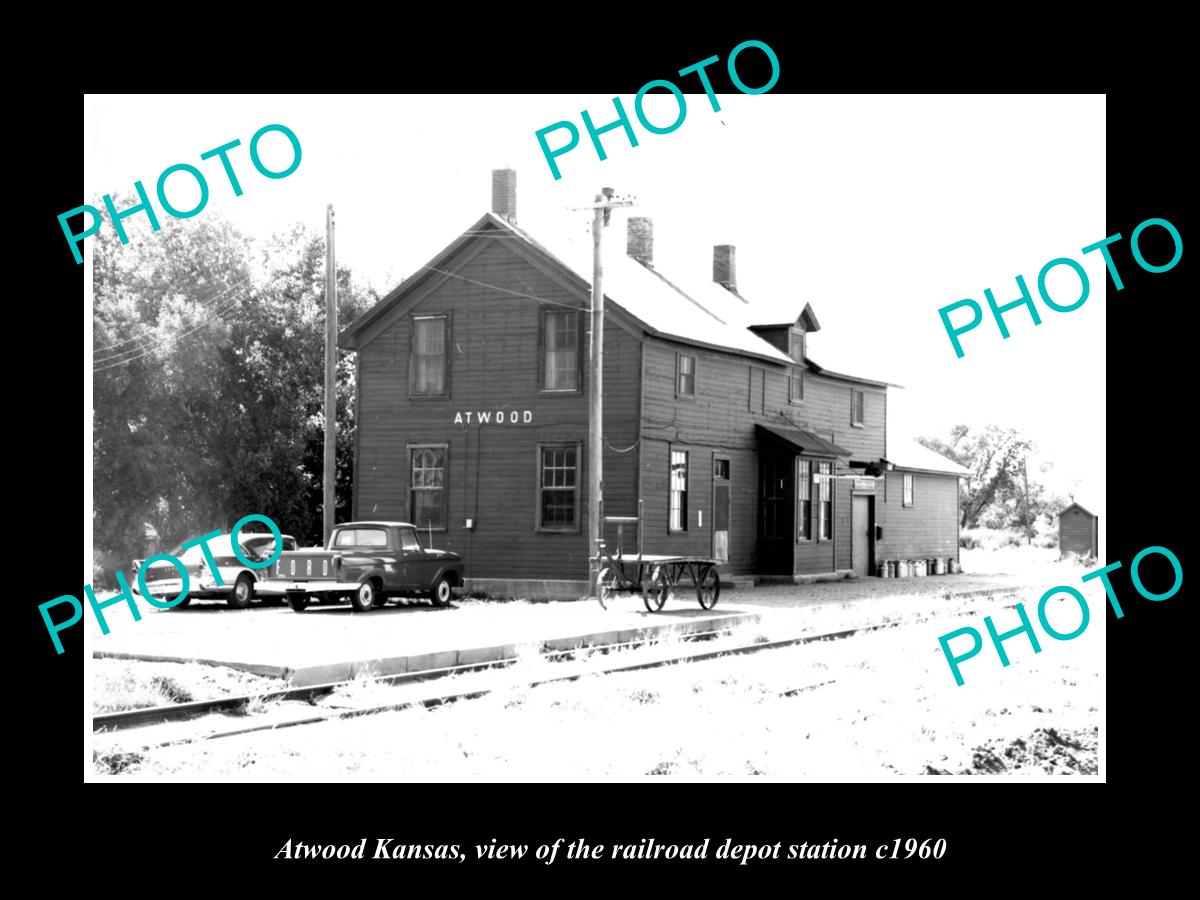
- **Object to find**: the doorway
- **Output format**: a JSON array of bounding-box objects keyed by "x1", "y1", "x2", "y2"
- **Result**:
[
  {"x1": 713, "y1": 456, "x2": 730, "y2": 562},
  {"x1": 851, "y1": 494, "x2": 875, "y2": 576}
]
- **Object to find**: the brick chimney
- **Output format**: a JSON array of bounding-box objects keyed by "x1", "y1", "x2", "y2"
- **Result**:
[
  {"x1": 627, "y1": 217, "x2": 653, "y2": 267},
  {"x1": 491, "y1": 168, "x2": 517, "y2": 223},
  {"x1": 713, "y1": 244, "x2": 736, "y2": 292}
]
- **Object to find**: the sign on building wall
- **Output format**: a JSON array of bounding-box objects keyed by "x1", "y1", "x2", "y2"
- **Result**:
[{"x1": 452, "y1": 410, "x2": 534, "y2": 425}]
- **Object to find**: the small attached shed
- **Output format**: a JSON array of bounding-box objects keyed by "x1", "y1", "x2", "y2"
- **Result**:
[{"x1": 1058, "y1": 503, "x2": 1098, "y2": 558}]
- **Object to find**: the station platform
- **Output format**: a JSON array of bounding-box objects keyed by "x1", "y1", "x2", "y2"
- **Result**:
[{"x1": 92, "y1": 596, "x2": 765, "y2": 687}]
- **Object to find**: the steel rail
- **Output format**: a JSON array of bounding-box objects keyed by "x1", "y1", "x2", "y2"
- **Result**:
[{"x1": 94, "y1": 600, "x2": 1016, "y2": 748}]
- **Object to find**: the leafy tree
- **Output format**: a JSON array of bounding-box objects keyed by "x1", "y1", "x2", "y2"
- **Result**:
[
  {"x1": 916, "y1": 425, "x2": 1034, "y2": 530},
  {"x1": 92, "y1": 208, "x2": 375, "y2": 583}
]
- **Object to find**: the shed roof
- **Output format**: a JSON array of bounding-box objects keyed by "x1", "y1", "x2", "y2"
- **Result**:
[
  {"x1": 756, "y1": 423, "x2": 851, "y2": 458},
  {"x1": 884, "y1": 441, "x2": 972, "y2": 477}
]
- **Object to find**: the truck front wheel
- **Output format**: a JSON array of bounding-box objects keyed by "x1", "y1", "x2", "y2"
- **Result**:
[{"x1": 430, "y1": 575, "x2": 454, "y2": 608}]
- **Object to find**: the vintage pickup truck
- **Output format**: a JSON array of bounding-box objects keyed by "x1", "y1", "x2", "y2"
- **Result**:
[{"x1": 259, "y1": 521, "x2": 465, "y2": 612}]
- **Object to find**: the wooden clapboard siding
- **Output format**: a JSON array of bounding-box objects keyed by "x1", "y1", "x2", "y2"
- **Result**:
[
  {"x1": 834, "y1": 479, "x2": 852, "y2": 570},
  {"x1": 792, "y1": 373, "x2": 886, "y2": 460},
  {"x1": 877, "y1": 471, "x2": 959, "y2": 559},
  {"x1": 354, "y1": 236, "x2": 641, "y2": 581},
  {"x1": 1059, "y1": 507, "x2": 1097, "y2": 557},
  {"x1": 349, "y1": 218, "x2": 926, "y2": 586}
]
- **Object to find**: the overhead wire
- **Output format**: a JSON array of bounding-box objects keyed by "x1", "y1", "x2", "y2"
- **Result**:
[
  {"x1": 92, "y1": 273, "x2": 255, "y2": 355},
  {"x1": 93, "y1": 288, "x2": 253, "y2": 373},
  {"x1": 93, "y1": 227, "x2": 615, "y2": 373}
]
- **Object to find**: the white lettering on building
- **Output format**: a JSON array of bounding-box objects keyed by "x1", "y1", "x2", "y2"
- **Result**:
[{"x1": 453, "y1": 410, "x2": 534, "y2": 425}]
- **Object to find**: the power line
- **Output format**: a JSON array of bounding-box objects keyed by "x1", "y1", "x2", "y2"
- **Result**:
[
  {"x1": 417, "y1": 264, "x2": 590, "y2": 312},
  {"x1": 93, "y1": 288, "x2": 253, "y2": 373},
  {"x1": 93, "y1": 273, "x2": 255, "y2": 355}
]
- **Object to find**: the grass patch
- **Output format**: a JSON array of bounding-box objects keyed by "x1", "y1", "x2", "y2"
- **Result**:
[
  {"x1": 93, "y1": 659, "x2": 284, "y2": 714},
  {"x1": 94, "y1": 748, "x2": 144, "y2": 776}
]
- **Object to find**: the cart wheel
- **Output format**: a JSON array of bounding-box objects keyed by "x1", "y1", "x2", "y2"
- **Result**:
[
  {"x1": 597, "y1": 567, "x2": 619, "y2": 610},
  {"x1": 696, "y1": 566, "x2": 720, "y2": 610},
  {"x1": 643, "y1": 566, "x2": 672, "y2": 613}
]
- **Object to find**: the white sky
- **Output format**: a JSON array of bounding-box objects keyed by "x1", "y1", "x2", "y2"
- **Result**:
[{"x1": 84, "y1": 94, "x2": 1105, "y2": 515}]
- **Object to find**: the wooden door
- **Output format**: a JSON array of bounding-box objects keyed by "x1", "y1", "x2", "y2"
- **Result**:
[
  {"x1": 713, "y1": 457, "x2": 730, "y2": 562},
  {"x1": 852, "y1": 495, "x2": 873, "y2": 576}
]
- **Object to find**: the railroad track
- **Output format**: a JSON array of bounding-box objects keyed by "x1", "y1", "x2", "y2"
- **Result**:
[{"x1": 94, "y1": 599, "x2": 1016, "y2": 749}]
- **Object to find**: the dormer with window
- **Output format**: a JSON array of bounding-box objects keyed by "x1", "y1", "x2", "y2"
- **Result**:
[{"x1": 747, "y1": 301, "x2": 821, "y2": 360}]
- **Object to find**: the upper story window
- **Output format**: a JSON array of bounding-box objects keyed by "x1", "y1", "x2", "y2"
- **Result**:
[
  {"x1": 541, "y1": 309, "x2": 580, "y2": 392},
  {"x1": 788, "y1": 330, "x2": 805, "y2": 362},
  {"x1": 789, "y1": 370, "x2": 805, "y2": 404},
  {"x1": 851, "y1": 389, "x2": 865, "y2": 427},
  {"x1": 677, "y1": 353, "x2": 696, "y2": 397},
  {"x1": 411, "y1": 315, "x2": 448, "y2": 396},
  {"x1": 903, "y1": 473, "x2": 914, "y2": 507}
]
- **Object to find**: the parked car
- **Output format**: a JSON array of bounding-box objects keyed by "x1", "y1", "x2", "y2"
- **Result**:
[
  {"x1": 132, "y1": 532, "x2": 299, "y2": 608},
  {"x1": 259, "y1": 521, "x2": 465, "y2": 612}
]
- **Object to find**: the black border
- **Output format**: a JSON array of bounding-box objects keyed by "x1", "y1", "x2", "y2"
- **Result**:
[{"x1": 28, "y1": 24, "x2": 1190, "y2": 887}]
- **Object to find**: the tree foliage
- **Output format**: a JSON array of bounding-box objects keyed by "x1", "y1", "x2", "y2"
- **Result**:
[
  {"x1": 916, "y1": 425, "x2": 1066, "y2": 533},
  {"x1": 92, "y1": 210, "x2": 375, "y2": 582}
]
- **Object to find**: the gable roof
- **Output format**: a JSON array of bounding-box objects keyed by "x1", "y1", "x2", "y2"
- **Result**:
[
  {"x1": 1058, "y1": 502, "x2": 1097, "y2": 519},
  {"x1": 340, "y1": 212, "x2": 794, "y2": 365},
  {"x1": 746, "y1": 301, "x2": 823, "y2": 333}
]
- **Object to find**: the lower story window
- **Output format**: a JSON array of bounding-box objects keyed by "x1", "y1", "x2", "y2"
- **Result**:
[
  {"x1": 903, "y1": 473, "x2": 914, "y2": 507},
  {"x1": 410, "y1": 445, "x2": 447, "y2": 530},
  {"x1": 670, "y1": 450, "x2": 689, "y2": 531},
  {"x1": 539, "y1": 444, "x2": 579, "y2": 530},
  {"x1": 796, "y1": 458, "x2": 812, "y2": 540},
  {"x1": 817, "y1": 460, "x2": 832, "y2": 539}
]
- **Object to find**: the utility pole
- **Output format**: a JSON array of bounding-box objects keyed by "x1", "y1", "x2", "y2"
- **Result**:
[
  {"x1": 323, "y1": 204, "x2": 337, "y2": 543},
  {"x1": 585, "y1": 188, "x2": 633, "y2": 597}
]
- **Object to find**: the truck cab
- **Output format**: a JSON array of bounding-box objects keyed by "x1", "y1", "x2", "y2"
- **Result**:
[{"x1": 262, "y1": 521, "x2": 465, "y2": 613}]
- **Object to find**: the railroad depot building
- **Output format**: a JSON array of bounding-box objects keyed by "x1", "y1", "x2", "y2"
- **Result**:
[{"x1": 340, "y1": 170, "x2": 969, "y2": 597}]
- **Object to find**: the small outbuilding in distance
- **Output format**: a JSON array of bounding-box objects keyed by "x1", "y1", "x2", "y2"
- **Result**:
[{"x1": 1057, "y1": 502, "x2": 1098, "y2": 559}]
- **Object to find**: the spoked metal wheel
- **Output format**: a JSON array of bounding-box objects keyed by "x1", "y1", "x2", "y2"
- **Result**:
[
  {"x1": 642, "y1": 565, "x2": 673, "y2": 613},
  {"x1": 596, "y1": 567, "x2": 619, "y2": 610},
  {"x1": 696, "y1": 565, "x2": 721, "y2": 610}
]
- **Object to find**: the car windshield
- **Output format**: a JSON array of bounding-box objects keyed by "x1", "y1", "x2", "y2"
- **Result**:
[{"x1": 332, "y1": 528, "x2": 388, "y2": 549}]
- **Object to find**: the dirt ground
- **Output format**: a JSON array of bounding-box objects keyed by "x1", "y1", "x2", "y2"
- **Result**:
[{"x1": 90, "y1": 548, "x2": 1104, "y2": 780}]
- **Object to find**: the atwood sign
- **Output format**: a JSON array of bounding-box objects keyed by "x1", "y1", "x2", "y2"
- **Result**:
[{"x1": 452, "y1": 409, "x2": 534, "y2": 426}]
